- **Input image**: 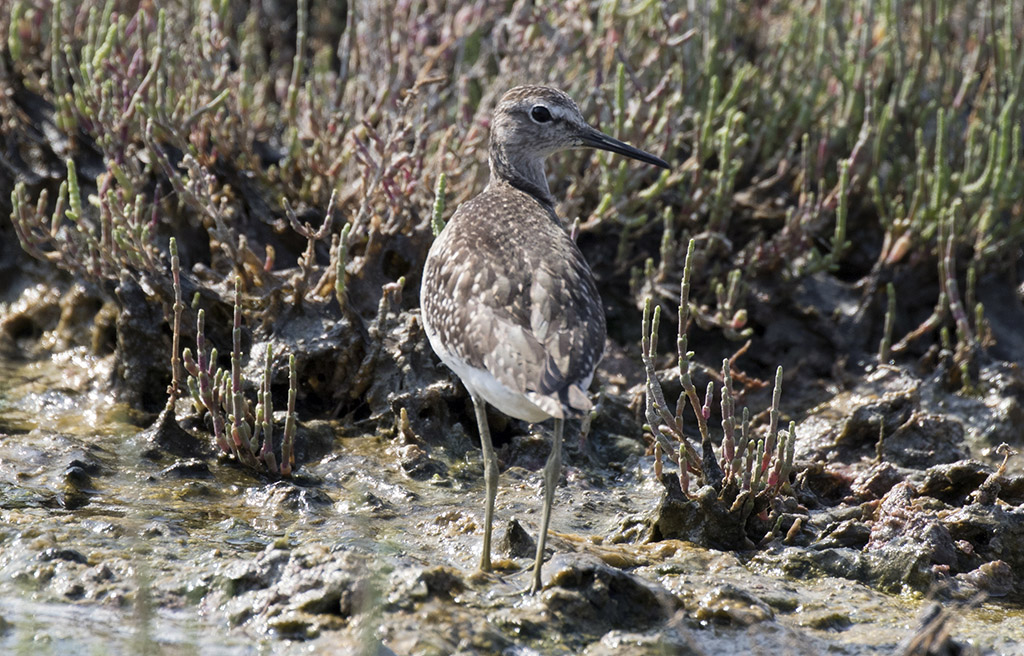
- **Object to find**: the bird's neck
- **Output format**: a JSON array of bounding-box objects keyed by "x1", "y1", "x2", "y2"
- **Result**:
[{"x1": 488, "y1": 145, "x2": 554, "y2": 208}]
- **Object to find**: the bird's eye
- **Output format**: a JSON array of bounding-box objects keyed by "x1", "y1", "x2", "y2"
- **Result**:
[{"x1": 530, "y1": 105, "x2": 553, "y2": 123}]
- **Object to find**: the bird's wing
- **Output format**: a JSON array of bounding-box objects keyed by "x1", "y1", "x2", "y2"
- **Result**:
[
  {"x1": 424, "y1": 192, "x2": 606, "y2": 416},
  {"x1": 456, "y1": 240, "x2": 604, "y2": 416}
]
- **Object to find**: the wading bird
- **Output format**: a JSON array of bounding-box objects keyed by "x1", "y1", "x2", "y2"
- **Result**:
[{"x1": 421, "y1": 85, "x2": 669, "y2": 593}]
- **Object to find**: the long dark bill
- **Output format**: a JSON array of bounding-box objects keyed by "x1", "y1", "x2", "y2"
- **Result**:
[{"x1": 579, "y1": 126, "x2": 670, "y2": 169}]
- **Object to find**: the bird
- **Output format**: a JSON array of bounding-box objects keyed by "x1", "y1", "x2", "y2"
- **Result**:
[{"x1": 420, "y1": 85, "x2": 669, "y2": 593}]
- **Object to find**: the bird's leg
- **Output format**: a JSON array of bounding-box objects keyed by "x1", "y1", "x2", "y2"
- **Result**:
[
  {"x1": 530, "y1": 417, "x2": 563, "y2": 593},
  {"x1": 472, "y1": 393, "x2": 498, "y2": 572}
]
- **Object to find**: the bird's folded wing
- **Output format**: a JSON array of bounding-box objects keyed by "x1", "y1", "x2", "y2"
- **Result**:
[{"x1": 464, "y1": 263, "x2": 604, "y2": 417}]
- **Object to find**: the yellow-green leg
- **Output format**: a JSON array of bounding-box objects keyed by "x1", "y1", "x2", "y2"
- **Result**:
[
  {"x1": 530, "y1": 417, "x2": 563, "y2": 593},
  {"x1": 472, "y1": 393, "x2": 498, "y2": 572}
]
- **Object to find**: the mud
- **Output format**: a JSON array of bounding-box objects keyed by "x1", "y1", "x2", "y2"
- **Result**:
[{"x1": 1, "y1": 337, "x2": 1024, "y2": 654}]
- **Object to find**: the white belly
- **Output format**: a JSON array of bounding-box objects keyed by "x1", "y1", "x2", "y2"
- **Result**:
[{"x1": 422, "y1": 313, "x2": 553, "y2": 423}]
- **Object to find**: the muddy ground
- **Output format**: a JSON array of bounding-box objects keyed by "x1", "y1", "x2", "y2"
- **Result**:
[{"x1": 1, "y1": 260, "x2": 1024, "y2": 654}]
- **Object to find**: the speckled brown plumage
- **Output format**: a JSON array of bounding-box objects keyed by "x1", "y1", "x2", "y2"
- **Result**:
[
  {"x1": 421, "y1": 178, "x2": 604, "y2": 420},
  {"x1": 419, "y1": 85, "x2": 669, "y2": 592}
]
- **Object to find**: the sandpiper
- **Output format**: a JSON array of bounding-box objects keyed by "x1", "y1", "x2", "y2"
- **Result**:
[{"x1": 421, "y1": 85, "x2": 669, "y2": 593}]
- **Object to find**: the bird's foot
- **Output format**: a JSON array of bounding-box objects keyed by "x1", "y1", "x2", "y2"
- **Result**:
[
  {"x1": 517, "y1": 579, "x2": 544, "y2": 596},
  {"x1": 525, "y1": 569, "x2": 544, "y2": 595}
]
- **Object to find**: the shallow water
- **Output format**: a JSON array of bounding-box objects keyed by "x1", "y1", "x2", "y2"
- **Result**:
[
  {"x1": 0, "y1": 352, "x2": 262, "y2": 654},
  {"x1": 1, "y1": 351, "x2": 1023, "y2": 655}
]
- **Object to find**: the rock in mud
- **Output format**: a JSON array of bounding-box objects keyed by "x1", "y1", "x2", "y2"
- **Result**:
[
  {"x1": 955, "y1": 559, "x2": 1014, "y2": 598},
  {"x1": 849, "y1": 461, "x2": 904, "y2": 501},
  {"x1": 387, "y1": 565, "x2": 465, "y2": 608},
  {"x1": 396, "y1": 441, "x2": 447, "y2": 480},
  {"x1": 358, "y1": 310, "x2": 465, "y2": 444},
  {"x1": 210, "y1": 543, "x2": 371, "y2": 640},
  {"x1": 798, "y1": 366, "x2": 916, "y2": 458},
  {"x1": 814, "y1": 517, "x2": 872, "y2": 549},
  {"x1": 137, "y1": 406, "x2": 209, "y2": 460},
  {"x1": 540, "y1": 553, "x2": 683, "y2": 634},
  {"x1": 271, "y1": 417, "x2": 336, "y2": 468},
  {"x1": 865, "y1": 482, "x2": 957, "y2": 592},
  {"x1": 155, "y1": 458, "x2": 212, "y2": 479},
  {"x1": 0, "y1": 431, "x2": 104, "y2": 509},
  {"x1": 919, "y1": 460, "x2": 992, "y2": 504},
  {"x1": 494, "y1": 518, "x2": 535, "y2": 559},
  {"x1": 693, "y1": 583, "x2": 775, "y2": 625},
  {"x1": 941, "y1": 504, "x2": 1024, "y2": 592},
  {"x1": 244, "y1": 309, "x2": 364, "y2": 418}
]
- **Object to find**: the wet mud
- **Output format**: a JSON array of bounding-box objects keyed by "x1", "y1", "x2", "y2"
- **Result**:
[{"x1": 1, "y1": 308, "x2": 1023, "y2": 654}]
